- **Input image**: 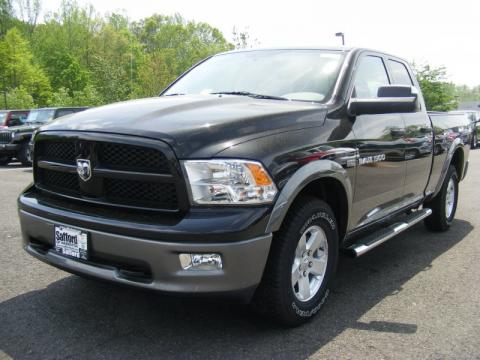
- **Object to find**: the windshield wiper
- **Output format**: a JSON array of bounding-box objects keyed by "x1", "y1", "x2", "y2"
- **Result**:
[
  {"x1": 211, "y1": 91, "x2": 288, "y2": 101},
  {"x1": 164, "y1": 93, "x2": 186, "y2": 96}
]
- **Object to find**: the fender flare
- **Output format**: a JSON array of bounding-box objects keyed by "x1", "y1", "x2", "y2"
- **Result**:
[
  {"x1": 12, "y1": 133, "x2": 32, "y2": 144},
  {"x1": 432, "y1": 139, "x2": 464, "y2": 198},
  {"x1": 265, "y1": 160, "x2": 354, "y2": 233}
]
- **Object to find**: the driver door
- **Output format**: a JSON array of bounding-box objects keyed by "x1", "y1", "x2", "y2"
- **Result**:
[{"x1": 350, "y1": 54, "x2": 407, "y2": 228}]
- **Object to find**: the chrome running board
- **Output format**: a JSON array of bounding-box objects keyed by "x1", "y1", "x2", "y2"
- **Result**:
[{"x1": 348, "y1": 208, "x2": 432, "y2": 257}]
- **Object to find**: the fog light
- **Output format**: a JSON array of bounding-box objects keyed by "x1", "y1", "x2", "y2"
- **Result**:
[{"x1": 179, "y1": 253, "x2": 223, "y2": 271}]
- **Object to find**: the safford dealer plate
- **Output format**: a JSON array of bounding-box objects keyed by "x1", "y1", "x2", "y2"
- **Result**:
[{"x1": 54, "y1": 225, "x2": 88, "y2": 260}]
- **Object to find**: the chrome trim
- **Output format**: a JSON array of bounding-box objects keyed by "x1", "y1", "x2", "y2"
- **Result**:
[
  {"x1": 38, "y1": 160, "x2": 76, "y2": 173},
  {"x1": 349, "y1": 208, "x2": 432, "y2": 257},
  {"x1": 356, "y1": 194, "x2": 423, "y2": 228},
  {"x1": 350, "y1": 97, "x2": 417, "y2": 104}
]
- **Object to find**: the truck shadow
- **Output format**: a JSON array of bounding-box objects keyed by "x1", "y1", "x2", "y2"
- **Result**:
[{"x1": 0, "y1": 219, "x2": 473, "y2": 359}]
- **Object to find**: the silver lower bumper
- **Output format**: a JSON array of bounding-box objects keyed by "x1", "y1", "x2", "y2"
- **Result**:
[{"x1": 20, "y1": 210, "x2": 272, "y2": 298}]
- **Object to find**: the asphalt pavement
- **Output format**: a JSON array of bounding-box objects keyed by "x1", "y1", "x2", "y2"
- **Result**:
[{"x1": 0, "y1": 154, "x2": 479, "y2": 360}]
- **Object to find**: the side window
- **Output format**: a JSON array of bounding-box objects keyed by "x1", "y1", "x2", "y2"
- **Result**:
[
  {"x1": 388, "y1": 60, "x2": 413, "y2": 85},
  {"x1": 8, "y1": 114, "x2": 24, "y2": 126},
  {"x1": 353, "y1": 56, "x2": 390, "y2": 98},
  {"x1": 56, "y1": 110, "x2": 74, "y2": 118}
]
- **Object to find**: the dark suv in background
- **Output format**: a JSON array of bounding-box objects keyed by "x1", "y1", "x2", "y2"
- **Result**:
[
  {"x1": 0, "y1": 110, "x2": 30, "y2": 129},
  {"x1": 0, "y1": 107, "x2": 87, "y2": 166}
]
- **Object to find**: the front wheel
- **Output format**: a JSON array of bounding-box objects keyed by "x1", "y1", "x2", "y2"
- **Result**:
[
  {"x1": 0, "y1": 156, "x2": 11, "y2": 166},
  {"x1": 424, "y1": 165, "x2": 459, "y2": 231},
  {"x1": 252, "y1": 196, "x2": 338, "y2": 326},
  {"x1": 18, "y1": 142, "x2": 32, "y2": 166}
]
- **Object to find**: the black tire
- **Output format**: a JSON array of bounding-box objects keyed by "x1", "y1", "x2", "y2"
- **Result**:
[
  {"x1": 17, "y1": 142, "x2": 32, "y2": 166},
  {"x1": 251, "y1": 196, "x2": 338, "y2": 327},
  {"x1": 424, "y1": 165, "x2": 459, "y2": 232},
  {"x1": 0, "y1": 156, "x2": 11, "y2": 166}
]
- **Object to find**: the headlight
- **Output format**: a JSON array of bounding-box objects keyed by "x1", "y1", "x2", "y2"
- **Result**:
[{"x1": 182, "y1": 159, "x2": 277, "y2": 205}]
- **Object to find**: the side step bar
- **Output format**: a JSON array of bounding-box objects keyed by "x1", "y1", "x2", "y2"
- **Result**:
[{"x1": 348, "y1": 208, "x2": 432, "y2": 257}]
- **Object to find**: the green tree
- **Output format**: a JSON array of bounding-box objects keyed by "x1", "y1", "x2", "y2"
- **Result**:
[
  {"x1": 132, "y1": 14, "x2": 233, "y2": 75},
  {"x1": 455, "y1": 85, "x2": 480, "y2": 103},
  {"x1": 413, "y1": 63, "x2": 458, "y2": 111},
  {"x1": 49, "y1": 53, "x2": 89, "y2": 94},
  {"x1": 71, "y1": 84, "x2": 102, "y2": 106},
  {"x1": 232, "y1": 26, "x2": 258, "y2": 49},
  {"x1": 0, "y1": 27, "x2": 51, "y2": 105},
  {"x1": 0, "y1": 0, "x2": 13, "y2": 36},
  {"x1": 0, "y1": 3, "x2": 235, "y2": 107},
  {"x1": 6, "y1": 86, "x2": 34, "y2": 108},
  {"x1": 132, "y1": 52, "x2": 176, "y2": 98}
]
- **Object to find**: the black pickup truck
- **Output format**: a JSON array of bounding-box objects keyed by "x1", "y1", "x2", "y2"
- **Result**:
[
  {"x1": 18, "y1": 48, "x2": 470, "y2": 326},
  {"x1": 0, "y1": 107, "x2": 87, "y2": 166}
]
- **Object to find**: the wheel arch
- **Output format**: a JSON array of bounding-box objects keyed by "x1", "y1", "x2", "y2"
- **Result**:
[
  {"x1": 431, "y1": 142, "x2": 466, "y2": 199},
  {"x1": 266, "y1": 160, "x2": 353, "y2": 242},
  {"x1": 451, "y1": 146, "x2": 465, "y2": 180}
]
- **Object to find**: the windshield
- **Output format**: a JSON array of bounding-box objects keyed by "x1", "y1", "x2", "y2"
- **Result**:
[
  {"x1": 26, "y1": 109, "x2": 55, "y2": 124},
  {"x1": 164, "y1": 50, "x2": 346, "y2": 102},
  {"x1": 0, "y1": 113, "x2": 6, "y2": 124}
]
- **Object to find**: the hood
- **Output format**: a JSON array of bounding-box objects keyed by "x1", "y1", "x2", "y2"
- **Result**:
[
  {"x1": 5, "y1": 124, "x2": 38, "y2": 134},
  {"x1": 41, "y1": 95, "x2": 328, "y2": 158}
]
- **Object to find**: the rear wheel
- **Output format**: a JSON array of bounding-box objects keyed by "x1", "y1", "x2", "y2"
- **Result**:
[
  {"x1": 252, "y1": 196, "x2": 338, "y2": 326},
  {"x1": 18, "y1": 142, "x2": 32, "y2": 166},
  {"x1": 424, "y1": 165, "x2": 458, "y2": 231}
]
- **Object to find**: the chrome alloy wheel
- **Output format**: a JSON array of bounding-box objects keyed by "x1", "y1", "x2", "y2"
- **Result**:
[
  {"x1": 445, "y1": 178, "x2": 456, "y2": 219},
  {"x1": 291, "y1": 225, "x2": 328, "y2": 302}
]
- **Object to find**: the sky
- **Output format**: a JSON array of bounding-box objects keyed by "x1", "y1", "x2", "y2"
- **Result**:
[{"x1": 40, "y1": 0, "x2": 480, "y2": 86}]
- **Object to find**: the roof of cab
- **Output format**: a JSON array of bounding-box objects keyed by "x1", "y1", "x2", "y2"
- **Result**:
[{"x1": 215, "y1": 46, "x2": 409, "y2": 64}]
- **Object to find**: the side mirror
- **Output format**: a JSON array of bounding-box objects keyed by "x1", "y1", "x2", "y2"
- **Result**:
[{"x1": 349, "y1": 85, "x2": 418, "y2": 116}]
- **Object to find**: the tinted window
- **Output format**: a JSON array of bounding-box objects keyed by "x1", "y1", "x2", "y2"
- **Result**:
[
  {"x1": 8, "y1": 113, "x2": 25, "y2": 126},
  {"x1": 354, "y1": 56, "x2": 390, "y2": 98},
  {"x1": 388, "y1": 60, "x2": 413, "y2": 85},
  {"x1": 26, "y1": 109, "x2": 55, "y2": 124},
  {"x1": 56, "y1": 110, "x2": 74, "y2": 118},
  {"x1": 165, "y1": 50, "x2": 345, "y2": 102}
]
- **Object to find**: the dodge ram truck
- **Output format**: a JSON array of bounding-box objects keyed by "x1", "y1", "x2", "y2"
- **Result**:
[{"x1": 18, "y1": 48, "x2": 470, "y2": 326}]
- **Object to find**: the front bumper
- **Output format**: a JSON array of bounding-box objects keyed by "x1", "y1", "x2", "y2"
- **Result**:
[
  {"x1": 0, "y1": 143, "x2": 20, "y2": 155},
  {"x1": 19, "y1": 202, "x2": 273, "y2": 300}
]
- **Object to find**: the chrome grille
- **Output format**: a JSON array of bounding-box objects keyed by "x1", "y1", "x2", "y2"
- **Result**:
[{"x1": 0, "y1": 131, "x2": 12, "y2": 144}]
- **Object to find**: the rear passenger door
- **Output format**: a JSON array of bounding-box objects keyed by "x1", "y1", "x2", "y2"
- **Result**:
[
  {"x1": 387, "y1": 58, "x2": 433, "y2": 202},
  {"x1": 350, "y1": 54, "x2": 407, "y2": 228}
]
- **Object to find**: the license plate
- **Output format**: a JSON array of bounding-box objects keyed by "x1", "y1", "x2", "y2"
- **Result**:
[{"x1": 54, "y1": 226, "x2": 89, "y2": 260}]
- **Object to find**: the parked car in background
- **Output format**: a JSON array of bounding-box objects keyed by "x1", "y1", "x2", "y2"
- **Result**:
[
  {"x1": 0, "y1": 110, "x2": 30, "y2": 129},
  {"x1": 0, "y1": 107, "x2": 87, "y2": 166},
  {"x1": 449, "y1": 110, "x2": 480, "y2": 148}
]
